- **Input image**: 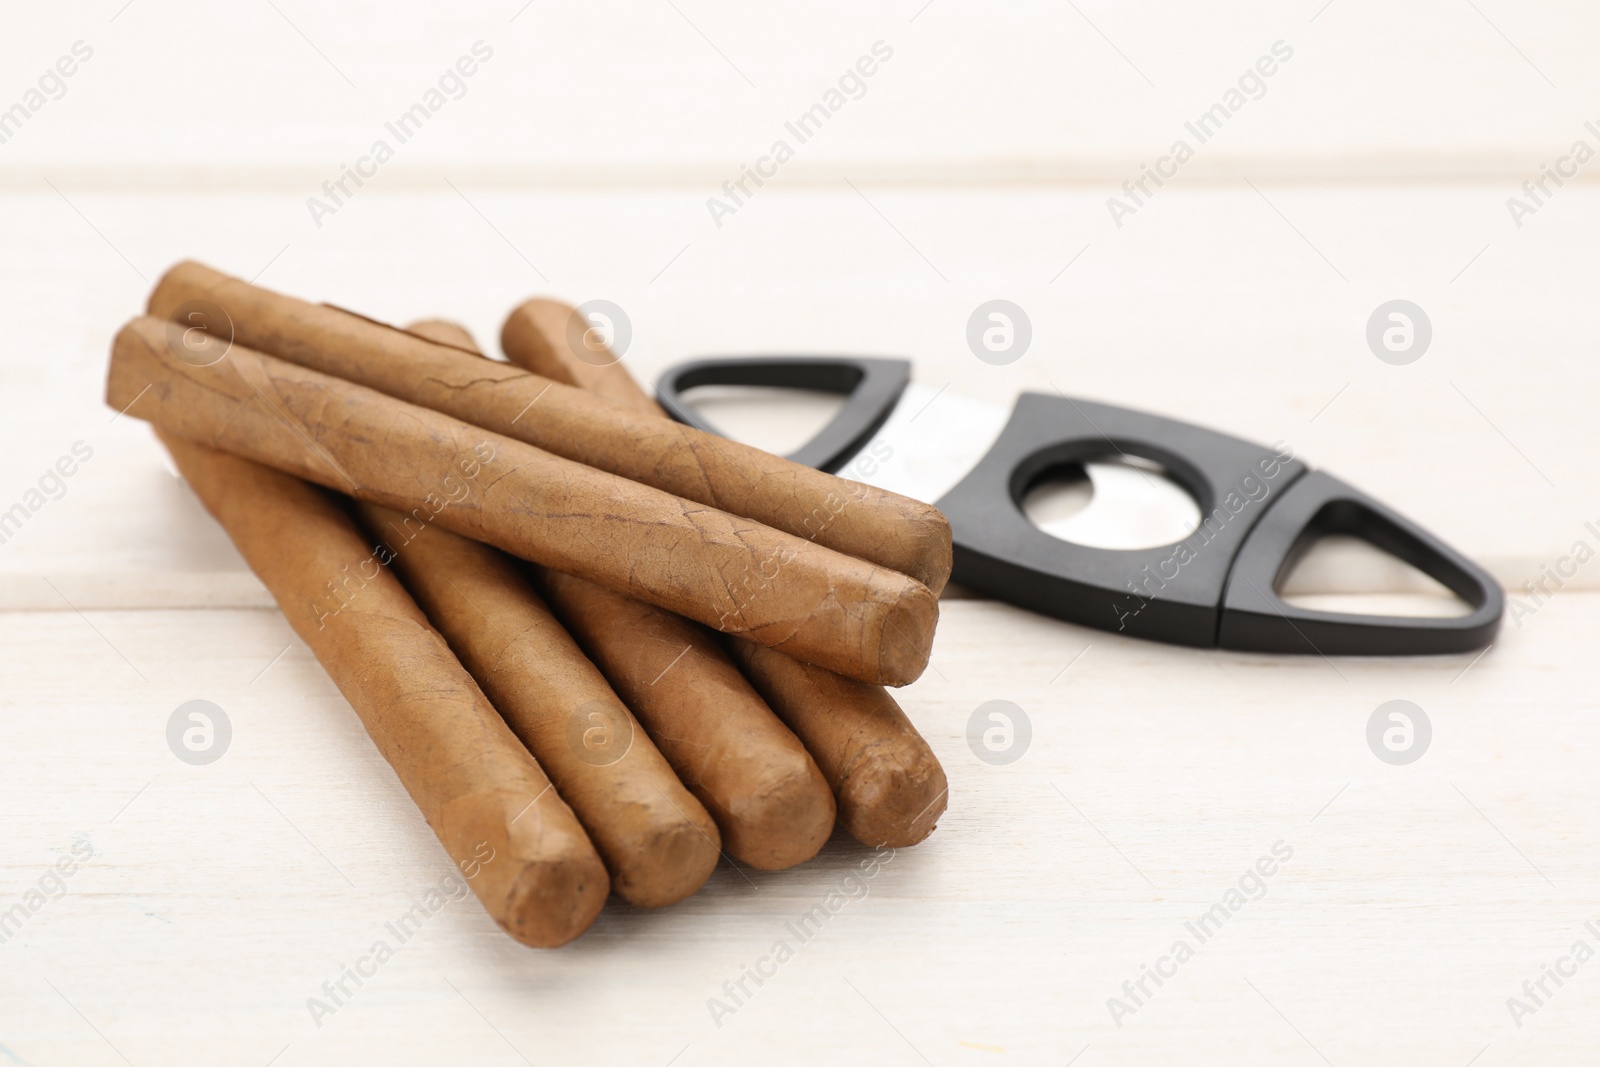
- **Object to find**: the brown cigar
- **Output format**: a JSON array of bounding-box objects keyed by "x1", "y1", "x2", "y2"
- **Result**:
[
  {"x1": 106, "y1": 316, "x2": 936, "y2": 687},
  {"x1": 498, "y1": 300, "x2": 660, "y2": 412},
  {"x1": 498, "y1": 299, "x2": 948, "y2": 847},
  {"x1": 352, "y1": 501, "x2": 720, "y2": 907},
  {"x1": 730, "y1": 642, "x2": 947, "y2": 847},
  {"x1": 155, "y1": 431, "x2": 609, "y2": 946},
  {"x1": 148, "y1": 261, "x2": 951, "y2": 593},
  {"x1": 408, "y1": 320, "x2": 836, "y2": 871}
]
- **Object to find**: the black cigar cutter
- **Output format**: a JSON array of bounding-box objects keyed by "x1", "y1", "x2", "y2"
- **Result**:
[{"x1": 656, "y1": 356, "x2": 1503, "y2": 656}]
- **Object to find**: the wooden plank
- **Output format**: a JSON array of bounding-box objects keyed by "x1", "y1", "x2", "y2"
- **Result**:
[
  {"x1": 0, "y1": 186, "x2": 1591, "y2": 606},
  {"x1": 0, "y1": 596, "x2": 1594, "y2": 1063},
  {"x1": 1, "y1": 1, "x2": 1597, "y2": 185}
]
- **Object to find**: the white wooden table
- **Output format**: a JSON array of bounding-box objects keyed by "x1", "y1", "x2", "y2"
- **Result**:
[{"x1": 3, "y1": 3, "x2": 1598, "y2": 1064}]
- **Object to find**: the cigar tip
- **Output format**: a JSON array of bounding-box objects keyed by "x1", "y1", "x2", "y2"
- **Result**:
[
  {"x1": 610, "y1": 802, "x2": 723, "y2": 909},
  {"x1": 146, "y1": 259, "x2": 221, "y2": 318},
  {"x1": 720, "y1": 759, "x2": 837, "y2": 871},
  {"x1": 110, "y1": 314, "x2": 154, "y2": 349},
  {"x1": 875, "y1": 580, "x2": 941, "y2": 687},
  {"x1": 105, "y1": 317, "x2": 163, "y2": 411},
  {"x1": 838, "y1": 740, "x2": 949, "y2": 849},
  {"x1": 499, "y1": 848, "x2": 611, "y2": 948},
  {"x1": 443, "y1": 788, "x2": 611, "y2": 948},
  {"x1": 505, "y1": 299, "x2": 569, "y2": 364},
  {"x1": 499, "y1": 298, "x2": 584, "y2": 381},
  {"x1": 504, "y1": 296, "x2": 577, "y2": 324}
]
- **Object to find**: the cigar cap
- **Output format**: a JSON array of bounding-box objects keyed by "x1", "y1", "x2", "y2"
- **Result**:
[
  {"x1": 731, "y1": 639, "x2": 947, "y2": 848},
  {"x1": 438, "y1": 789, "x2": 611, "y2": 947},
  {"x1": 503, "y1": 857, "x2": 610, "y2": 947},
  {"x1": 501, "y1": 298, "x2": 648, "y2": 412},
  {"x1": 835, "y1": 742, "x2": 948, "y2": 849}
]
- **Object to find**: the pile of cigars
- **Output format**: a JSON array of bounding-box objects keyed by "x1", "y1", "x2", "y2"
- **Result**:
[{"x1": 106, "y1": 262, "x2": 950, "y2": 947}]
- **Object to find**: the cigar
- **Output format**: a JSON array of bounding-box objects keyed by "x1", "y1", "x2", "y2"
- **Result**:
[
  {"x1": 106, "y1": 316, "x2": 937, "y2": 687},
  {"x1": 410, "y1": 320, "x2": 836, "y2": 871},
  {"x1": 729, "y1": 641, "x2": 947, "y2": 848},
  {"x1": 147, "y1": 261, "x2": 952, "y2": 593},
  {"x1": 497, "y1": 299, "x2": 949, "y2": 847},
  {"x1": 352, "y1": 502, "x2": 721, "y2": 907},
  {"x1": 155, "y1": 432, "x2": 609, "y2": 946},
  {"x1": 497, "y1": 300, "x2": 660, "y2": 412}
]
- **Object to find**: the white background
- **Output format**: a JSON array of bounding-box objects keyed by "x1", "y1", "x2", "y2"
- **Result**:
[{"x1": 1, "y1": 2, "x2": 1597, "y2": 1065}]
